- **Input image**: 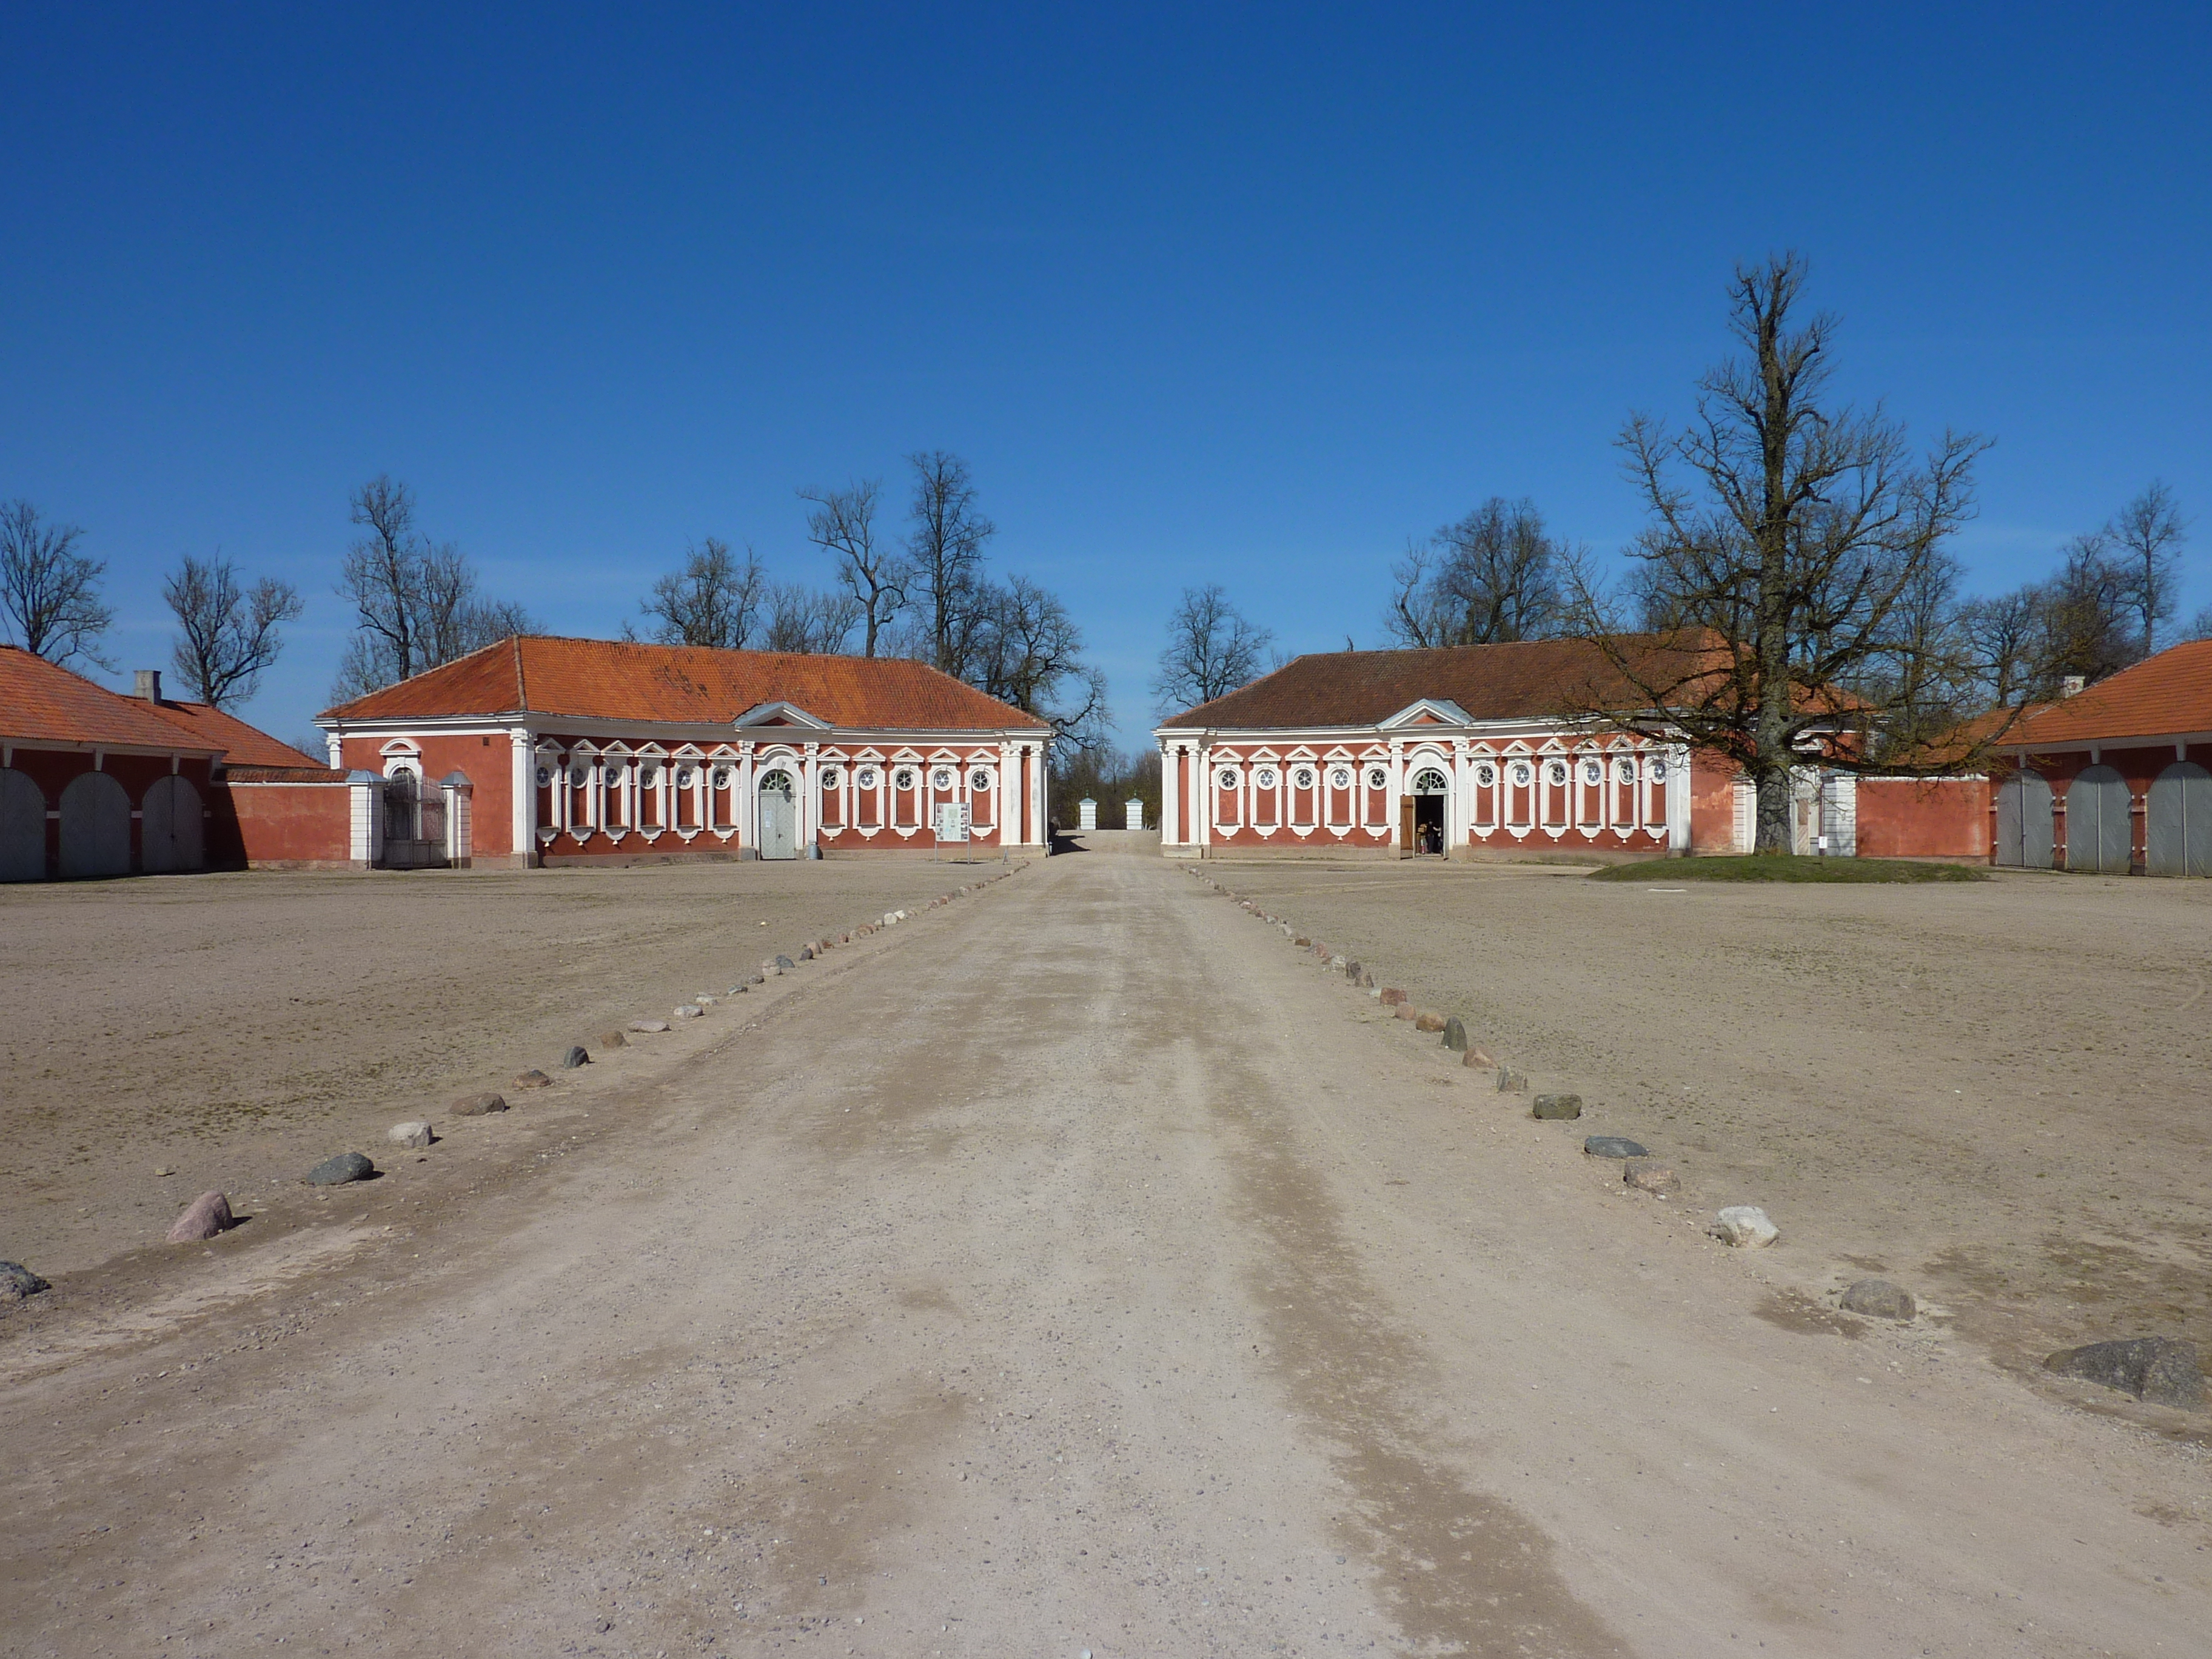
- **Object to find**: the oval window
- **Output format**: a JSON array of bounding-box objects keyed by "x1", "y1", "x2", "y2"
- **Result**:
[
  {"x1": 1512, "y1": 764, "x2": 1531, "y2": 786},
  {"x1": 1330, "y1": 768, "x2": 1349, "y2": 789},
  {"x1": 535, "y1": 765, "x2": 552, "y2": 788},
  {"x1": 1476, "y1": 764, "x2": 1496, "y2": 786},
  {"x1": 1366, "y1": 768, "x2": 1386, "y2": 789},
  {"x1": 1583, "y1": 762, "x2": 1602, "y2": 784},
  {"x1": 820, "y1": 768, "x2": 840, "y2": 789},
  {"x1": 1256, "y1": 769, "x2": 1276, "y2": 788},
  {"x1": 569, "y1": 766, "x2": 589, "y2": 788},
  {"x1": 970, "y1": 769, "x2": 991, "y2": 791},
  {"x1": 1616, "y1": 760, "x2": 1635, "y2": 783},
  {"x1": 859, "y1": 768, "x2": 877, "y2": 789},
  {"x1": 1652, "y1": 760, "x2": 1668, "y2": 782},
  {"x1": 894, "y1": 769, "x2": 914, "y2": 789},
  {"x1": 1218, "y1": 770, "x2": 1237, "y2": 790},
  {"x1": 1547, "y1": 763, "x2": 1567, "y2": 785},
  {"x1": 1295, "y1": 768, "x2": 1313, "y2": 789}
]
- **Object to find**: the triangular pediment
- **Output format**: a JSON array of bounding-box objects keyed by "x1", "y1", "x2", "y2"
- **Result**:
[
  {"x1": 1378, "y1": 698, "x2": 1473, "y2": 730},
  {"x1": 734, "y1": 700, "x2": 832, "y2": 731}
]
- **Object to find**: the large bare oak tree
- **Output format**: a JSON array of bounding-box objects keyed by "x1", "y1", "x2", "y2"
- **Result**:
[
  {"x1": 1571, "y1": 255, "x2": 1989, "y2": 852},
  {"x1": 163, "y1": 554, "x2": 303, "y2": 708}
]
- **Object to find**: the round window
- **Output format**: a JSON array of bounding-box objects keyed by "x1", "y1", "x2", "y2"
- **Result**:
[
  {"x1": 859, "y1": 768, "x2": 877, "y2": 789},
  {"x1": 1256, "y1": 768, "x2": 1276, "y2": 788},
  {"x1": 1295, "y1": 768, "x2": 1313, "y2": 789},
  {"x1": 1512, "y1": 763, "x2": 1531, "y2": 786},
  {"x1": 1366, "y1": 768, "x2": 1386, "y2": 789},
  {"x1": 933, "y1": 768, "x2": 952, "y2": 789},
  {"x1": 820, "y1": 768, "x2": 840, "y2": 789},
  {"x1": 1218, "y1": 770, "x2": 1237, "y2": 790},
  {"x1": 569, "y1": 766, "x2": 589, "y2": 788},
  {"x1": 1616, "y1": 760, "x2": 1635, "y2": 783},
  {"x1": 895, "y1": 768, "x2": 914, "y2": 789},
  {"x1": 676, "y1": 766, "x2": 695, "y2": 788},
  {"x1": 535, "y1": 765, "x2": 552, "y2": 788},
  {"x1": 1476, "y1": 763, "x2": 1496, "y2": 786},
  {"x1": 640, "y1": 767, "x2": 659, "y2": 789},
  {"x1": 712, "y1": 766, "x2": 731, "y2": 789},
  {"x1": 1583, "y1": 761, "x2": 1602, "y2": 784},
  {"x1": 970, "y1": 769, "x2": 991, "y2": 791},
  {"x1": 1331, "y1": 768, "x2": 1349, "y2": 789},
  {"x1": 1651, "y1": 760, "x2": 1667, "y2": 782},
  {"x1": 1547, "y1": 763, "x2": 1567, "y2": 785}
]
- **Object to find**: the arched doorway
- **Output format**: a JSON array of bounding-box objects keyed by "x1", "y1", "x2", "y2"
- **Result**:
[
  {"x1": 1410, "y1": 766, "x2": 1449, "y2": 856},
  {"x1": 2147, "y1": 760, "x2": 2210, "y2": 877},
  {"x1": 142, "y1": 774, "x2": 205, "y2": 873},
  {"x1": 2065, "y1": 765, "x2": 2131, "y2": 874},
  {"x1": 59, "y1": 771, "x2": 131, "y2": 879},
  {"x1": 1994, "y1": 769, "x2": 2053, "y2": 868},
  {"x1": 0, "y1": 768, "x2": 45, "y2": 881},
  {"x1": 757, "y1": 768, "x2": 798, "y2": 860}
]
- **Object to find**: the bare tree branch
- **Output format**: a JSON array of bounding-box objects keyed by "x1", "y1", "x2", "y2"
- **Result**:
[
  {"x1": 638, "y1": 537, "x2": 766, "y2": 648},
  {"x1": 1152, "y1": 584, "x2": 1273, "y2": 716},
  {"x1": 1, "y1": 500, "x2": 112, "y2": 669},
  {"x1": 903, "y1": 452, "x2": 995, "y2": 674},
  {"x1": 800, "y1": 479, "x2": 904, "y2": 657},
  {"x1": 164, "y1": 554, "x2": 304, "y2": 708}
]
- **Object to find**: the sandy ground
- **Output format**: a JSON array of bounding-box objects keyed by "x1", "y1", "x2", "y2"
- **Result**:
[
  {"x1": 1203, "y1": 857, "x2": 2212, "y2": 1420},
  {"x1": 1, "y1": 848, "x2": 2208, "y2": 1657},
  {"x1": 1, "y1": 859, "x2": 1013, "y2": 1276}
]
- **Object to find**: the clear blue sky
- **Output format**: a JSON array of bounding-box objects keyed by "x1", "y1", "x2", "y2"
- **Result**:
[{"x1": 5, "y1": 4, "x2": 2207, "y2": 753}]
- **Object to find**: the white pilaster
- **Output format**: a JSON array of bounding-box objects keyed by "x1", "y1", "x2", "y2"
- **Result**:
[{"x1": 509, "y1": 729, "x2": 532, "y2": 858}]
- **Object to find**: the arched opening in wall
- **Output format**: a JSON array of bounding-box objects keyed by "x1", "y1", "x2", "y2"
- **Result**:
[
  {"x1": 2065, "y1": 765, "x2": 2131, "y2": 873},
  {"x1": 757, "y1": 768, "x2": 798, "y2": 859},
  {"x1": 59, "y1": 771, "x2": 130, "y2": 879},
  {"x1": 2147, "y1": 760, "x2": 2210, "y2": 877},
  {"x1": 1994, "y1": 769, "x2": 2054, "y2": 868},
  {"x1": 0, "y1": 767, "x2": 46, "y2": 881},
  {"x1": 142, "y1": 774, "x2": 204, "y2": 873},
  {"x1": 1410, "y1": 766, "x2": 1449, "y2": 856}
]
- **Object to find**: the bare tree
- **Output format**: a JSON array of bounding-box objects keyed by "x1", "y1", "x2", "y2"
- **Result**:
[
  {"x1": 800, "y1": 480, "x2": 904, "y2": 656},
  {"x1": 762, "y1": 583, "x2": 862, "y2": 654},
  {"x1": 903, "y1": 451, "x2": 995, "y2": 674},
  {"x1": 333, "y1": 476, "x2": 537, "y2": 699},
  {"x1": 163, "y1": 554, "x2": 304, "y2": 708},
  {"x1": 1566, "y1": 255, "x2": 1990, "y2": 852},
  {"x1": 970, "y1": 575, "x2": 1110, "y2": 750},
  {"x1": 1, "y1": 499, "x2": 113, "y2": 668},
  {"x1": 1384, "y1": 497, "x2": 1567, "y2": 647},
  {"x1": 2106, "y1": 480, "x2": 2187, "y2": 656},
  {"x1": 1956, "y1": 586, "x2": 2047, "y2": 705},
  {"x1": 638, "y1": 537, "x2": 766, "y2": 648},
  {"x1": 2190, "y1": 603, "x2": 2212, "y2": 643},
  {"x1": 1152, "y1": 584, "x2": 1274, "y2": 715},
  {"x1": 2034, "y1": 531, "x2": 2142, "y2": 686}
]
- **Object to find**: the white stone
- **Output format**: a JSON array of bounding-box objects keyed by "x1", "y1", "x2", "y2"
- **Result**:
[
  {"x1": 1711, "y1": 1205, "x2": 1778, "y2": 1248},
  {"x1": 387, "y1": 1121, "x2": 433, "y2": 1149},
  {"x1": 674, "y1": 1004, "x2": 703, "y2": 1019},
  {"x1": 628, "y1": 1018, "x2": 671, "y2": 1033}
]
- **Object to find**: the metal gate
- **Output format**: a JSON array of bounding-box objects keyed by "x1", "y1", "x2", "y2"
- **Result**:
[
  {"x1": 2064, "y1": 765, "x2": 2131, "y2": 874},
  {"x1": 378, "y1": 771, "x2": 449, "y2": 870},
  {"x1": 2147, "y1": 761, "x2": 2211, "y2": 877},
  {"x1": 1994, "y1": 770, "x2": 2053, "y2": 868}
]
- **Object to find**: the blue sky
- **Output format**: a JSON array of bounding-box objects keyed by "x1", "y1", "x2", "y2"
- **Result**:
[{"x1": 4, "y1": 3, "x2": 2207, "y2": 753}]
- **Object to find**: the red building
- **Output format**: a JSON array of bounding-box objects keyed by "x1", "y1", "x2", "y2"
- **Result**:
[
  {"x1": 1991, "y1": 640, "x2": 2212, "y2": 876},
  {"x1": 1153, "y1": 640, "x2": 1987, "y2": 862},
  {"x1": 0, "y1": 648, "x2": 324, "y2": 880},
  {"x1": 318, "y1": 635, "x2": 1053, "y2": 866}
]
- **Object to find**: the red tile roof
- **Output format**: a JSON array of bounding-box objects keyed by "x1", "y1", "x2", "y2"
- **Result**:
[
  {"x1": 0, "y1": 646, "x2": 226, "y2": 752},
  {"x1": 323, "y1": 636, "x2": 1050, "y2": 731},
  {"x1": 149, "y1": 700, "x2": 327, "y2": 768},
  {"x1": 2005, "y1": 640, "x2": 2212, "y2": 748},
  {"x1": 1158, "y1": 637, "x2": 1724, "y2": 729}
]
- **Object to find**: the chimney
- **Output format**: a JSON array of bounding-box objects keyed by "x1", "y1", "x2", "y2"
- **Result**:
[
  {"x1": 134, "y1": 669, "x2": 163, "y2": 702},
  {"x1": 2060, "y1": 674, "x2": 2086, "y2": 699}
]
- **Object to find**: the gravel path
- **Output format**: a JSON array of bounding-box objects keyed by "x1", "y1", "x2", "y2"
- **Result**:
[{"x1": 2, "y1": 851, "x2": 2205, "y2": 1655}]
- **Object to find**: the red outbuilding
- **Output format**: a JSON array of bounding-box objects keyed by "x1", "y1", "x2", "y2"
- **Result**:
[
  {"x1": 1991, "y1": 640, "x2": 2212, "y2": 876},
  {"x1": 318, "y1": 635, "x2": 1053, "y2": 866}
]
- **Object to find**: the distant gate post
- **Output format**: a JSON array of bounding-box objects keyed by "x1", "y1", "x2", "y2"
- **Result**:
[{"x1": 442, "y1": 773, "x2": 474, "y2": 869}]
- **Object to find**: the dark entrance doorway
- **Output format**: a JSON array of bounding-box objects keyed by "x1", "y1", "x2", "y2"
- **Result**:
[{"x1": 1410, "y1": 768, "x2": 1448, "y2": 856}]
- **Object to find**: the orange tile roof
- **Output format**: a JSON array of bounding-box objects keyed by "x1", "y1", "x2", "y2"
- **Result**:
[
  {"x1": 1158, "y1": 636, "x2": 1728, "y2": 729},
  {"x1": 149, "y1": 699, "x2": 327, "y2": 768},
  {"x1": 0, "y1": 646, "x2": 227, "y2": 753},
  {"x1": 2004, "y1": 640, "x2": 2212, "y2": 748},
  {"x1": 322, "y1": 636, "x2": 1050, "y2": 731}
]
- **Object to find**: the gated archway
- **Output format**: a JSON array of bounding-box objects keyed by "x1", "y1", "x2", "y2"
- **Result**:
[
  {"x1": 141, "y1": 774, "x2": 205, "y2": 874},
  {"x1": 2065, "y1": 765, "x2": 2132, "y2": 874},
  {"x1": 2147, "y1": 760, "x2": 2211, "y2": 877},
  {"x1": 757, "y1": 768, "x2": 797, "y2": 860},
  {"x1": 0, "y1": 768, "x2": 45, "y2": 881},
  {"x1": 1994, "y1": 769, "x2": 2053, "y2": 868},
  {"x1": 59, "y1": 771, "x2": 131, "y2": 879}
]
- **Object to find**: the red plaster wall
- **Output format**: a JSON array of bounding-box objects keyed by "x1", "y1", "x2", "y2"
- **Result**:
[
  {"x1": 2004, "y1": 742, "x2": 2210, "y2": 868},
  {"x1": 1855, "y1": 777, "x2": 1990, "y2": 859},
  {"x1": 220, "y1": 782, "x2": 356, "y2": 867},
  {"x1": 340, "y1": 732, "x2": 509, "y2": 859},
  {"x1": 1687, "y1": 752, "x2": 1743, "y2": 853}
]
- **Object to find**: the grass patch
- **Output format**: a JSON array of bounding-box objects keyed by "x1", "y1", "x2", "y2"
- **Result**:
[{"x1": 1588, "y1": 854, "x2": 1989, "y2": 884}]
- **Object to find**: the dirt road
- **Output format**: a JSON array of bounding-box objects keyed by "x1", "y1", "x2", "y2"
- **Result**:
[{"x1": 3, "y1": 852, "x2": 2206, "y2": 1656}]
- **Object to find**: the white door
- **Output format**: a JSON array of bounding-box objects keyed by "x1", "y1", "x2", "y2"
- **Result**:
[{"x1": 758, "y1": 769, "x2": 797, "y2": 860}]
